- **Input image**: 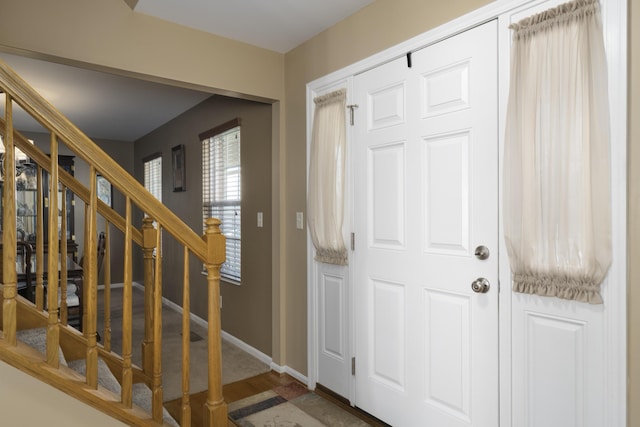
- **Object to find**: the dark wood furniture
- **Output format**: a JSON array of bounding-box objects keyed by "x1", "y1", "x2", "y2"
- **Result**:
[
  {"x1": 12, "y1": 247, "x2": 84, "y2": 330},
  {"x1": 6, "y1": 155, "x2": 78, "y2": 261},
  {"x1": 16, "y1": 240, "x2": 35, "y2": 302}
]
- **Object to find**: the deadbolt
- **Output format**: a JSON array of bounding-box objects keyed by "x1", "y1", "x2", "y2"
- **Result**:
[
  {"x1": 471, "y1": 277, "x2": 490, "y2": 293},
  {"x1": 474, "y1": 245, "x2": 490, "y2": 260}
]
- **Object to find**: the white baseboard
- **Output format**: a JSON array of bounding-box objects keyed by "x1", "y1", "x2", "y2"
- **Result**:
[
  {"x1": 98, "y1": 282, "x2": 126, "y2": 290},
  {"x1": 269, "y1": 362, "x2": 308, "y2": 387},
  {"x1": 220, "y1": 329, "x2": 272, "y2": 367},
  {"x1": 125, "y1": 282, "x2": 309, "y2": 386}
]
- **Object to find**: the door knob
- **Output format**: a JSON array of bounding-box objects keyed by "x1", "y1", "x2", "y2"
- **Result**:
[
  {"x1": 471, "y1": 277, "x2": 490, "y2": 293},
  {"x1": 474, "y1": 245, "x2": 490, "y2": 260}
]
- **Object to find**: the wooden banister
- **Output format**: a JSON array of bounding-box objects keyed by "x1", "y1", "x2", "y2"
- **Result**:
[
  {"x1": 0, "y1": 60, "x2": 207, "y2": 262},
  {"x1": 141, "y1": 217, "x2": 156, "y2": 376},
  {"x1": 151, "y1": 223, "x2": 164, "y2": 422},
  {"x1": 0, "y1": 120, "x2": 143, "y2": 247},
  {"x1": 181, "y1": 246, "x2": 192, "y2": 426},
  {"x1": 0, "y1": 57, "x2": 228, "y2": 426},
  {"x1": 46, "y1": 134, "x2": 60, "y2": 369},
  {"x1": 2, "y1": 93, "x2": 18, "y2": 347},
  {"x1": 203, "y1": 218, "x2": 227, "y2": 427},
  {"x1": 122, "y1": 197, "x2": 134, "y2": 408}
]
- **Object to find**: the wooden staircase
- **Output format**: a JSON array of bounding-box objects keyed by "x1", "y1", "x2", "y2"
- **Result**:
[{"x1": 0, "y1": 59, "x2": 227, "y2": 426}]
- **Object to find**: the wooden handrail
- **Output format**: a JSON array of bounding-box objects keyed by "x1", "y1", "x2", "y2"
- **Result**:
[
  {"x1": 0, "y1": 59, "x2": 207, "y2": 262},
  {"x1": 0, "y1": 56, "x2": 228, "y2": 426},
  {"x1": 0, "y1": 119, "x2": 143, "y2": 247}
]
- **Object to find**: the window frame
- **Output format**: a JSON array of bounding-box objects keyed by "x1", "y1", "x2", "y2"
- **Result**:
[{"x1": 201, "y1": 118, "x2": 242, "y2": 283}]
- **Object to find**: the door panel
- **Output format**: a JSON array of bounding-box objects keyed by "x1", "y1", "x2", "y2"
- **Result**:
[
  {"x1": 316, "y1": 263, "x2": 351, "y2": 398},
  {"x1": 354, "y1": 20, "x2": 499, "y2": 427}
]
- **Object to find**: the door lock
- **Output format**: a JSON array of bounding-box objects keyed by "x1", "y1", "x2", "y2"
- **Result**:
[
  {"x1": 474, "y1": 245, "x2": 490, "y2": 260},
  {"x1": 471, "y1": 277, "x2": 490, "y2": 293}
]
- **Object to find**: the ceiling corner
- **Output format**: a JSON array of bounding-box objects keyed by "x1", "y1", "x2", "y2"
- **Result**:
[{"x1": 122, "y1": 0, "x2": 138, "y2": 11}]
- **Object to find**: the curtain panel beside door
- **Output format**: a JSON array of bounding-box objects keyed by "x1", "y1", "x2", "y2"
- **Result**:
[
  {"x1": 503, "y1": 0, "x2": 611, "y2": 303},
  {"x1": 308, "y1": 88, "x2": 348, "y2": 265}
]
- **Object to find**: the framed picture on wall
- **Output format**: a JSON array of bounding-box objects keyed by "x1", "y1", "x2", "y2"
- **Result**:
[
  {"x1": 96, "y1": 174, "x2": 112, "y2": 207},
  {"x1": 172, "y1": 144, "x2": 186, "y2": 192}
]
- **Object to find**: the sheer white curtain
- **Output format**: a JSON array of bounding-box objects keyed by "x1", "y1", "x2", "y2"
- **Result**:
[
  {"x1": 503, "y1": 0, "x2": 611, "y2": 303},
  {"x1": 308, "y1": 88, "x2": 348, "y2": 265}
]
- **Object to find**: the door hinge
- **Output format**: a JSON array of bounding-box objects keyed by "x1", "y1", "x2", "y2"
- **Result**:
[
  {"x1": 350, "y1": 233, "x2": 355, "y2": 251},
  {"x1": 352, "y1": 357, "x2": 356, "y2": 376},
  {"x1": 347, "y1": 104, "x2": 359, "y2": 126}
]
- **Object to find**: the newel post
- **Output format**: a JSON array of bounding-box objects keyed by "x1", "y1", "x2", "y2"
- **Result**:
[
  {"x1": 203, "y1": 218, "x2": 227, "y2": 427},
  {"x1": 141, "y1": 217, "x2": 156, "y2": 375}
]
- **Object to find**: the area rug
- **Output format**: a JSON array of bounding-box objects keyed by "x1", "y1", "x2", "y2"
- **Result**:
[{"x1": 228, "y1": 381, "x2": 371, "y2": 427}]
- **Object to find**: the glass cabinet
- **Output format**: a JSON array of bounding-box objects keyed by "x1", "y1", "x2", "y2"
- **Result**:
[
  {"x1": 15, "y1": 163, "x2": 38, "y2": 241},
  {"x1": 2, "y1": 155, "x2": 77, "y2": 260}
]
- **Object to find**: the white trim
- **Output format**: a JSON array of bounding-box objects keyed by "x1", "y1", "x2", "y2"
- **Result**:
[
  {"x1": 497, "y1": 12, "x2": 513, "y2": 426},
  {"x1": 600, "y1": 0, "x2": 628, "y2": 425},
  {"x1": 306, "y1": 82, "x2": 317, "y2": 393},
  {"x1": 220, "y1": 330, "x2": 272, "y2": 368},
  {"x1": 306, "y1": 78, "x2": 352, "y2": 397},
  {"x1": 109, "y1": 284, "x2": 311, "y2": 391},
  {"x1": 270, "y1": 362, "x2": 309, "y2": 387},
  {"x1": 98, "y1": 282, "x2": 126, "y2": 290},
  {"x1": 156, "y1": 293, "x2": 268, "y2": 364},
  {"x1": 309, "y1": 0, "x2": 543, "y2": 90},
  {"x1": 307, "y1": 0, "x2": 627, "y2": 425}
]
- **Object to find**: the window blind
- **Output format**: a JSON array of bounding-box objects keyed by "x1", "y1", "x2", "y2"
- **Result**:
[
  {"x1": 143, "y1": 154, "x2": 162, "y2": 202},
  {"x1": 143, "y1": 154, "x2": 162, "y2": 257},
  {"x1": 202, "y1": 125, "x2": 241, "y2": 282}
]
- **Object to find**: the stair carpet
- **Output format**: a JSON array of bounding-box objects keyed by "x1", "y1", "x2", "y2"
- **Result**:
[{"x1": 16, "y1": 328, "x2": 178, "y2": 427}]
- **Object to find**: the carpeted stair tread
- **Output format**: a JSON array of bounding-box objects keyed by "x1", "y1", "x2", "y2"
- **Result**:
[
  {"x1": 68, "y1": 357, "x2": 178, "y2": 427},
  {"x1": 14, "y1": 318, "x2": 177, "y2": 425},
  {"x1": 67, "y1": 357, "x2": 121, "y2": 395},
  {"x1": 16, "y1": 327, "x2": 68, "y2": 367}
]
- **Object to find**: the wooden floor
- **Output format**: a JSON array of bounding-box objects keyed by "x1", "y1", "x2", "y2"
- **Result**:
[
  {"x1": 164, "y1": 371, "x2": 389, "y2": 426},
  {"x1": 164, "y1": 371, "x2": 298, "y2": 426}
]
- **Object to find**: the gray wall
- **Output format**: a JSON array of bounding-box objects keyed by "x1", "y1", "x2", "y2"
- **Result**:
[{"x1": 133, "y1": 95, "x2": 273, "y2": 356}]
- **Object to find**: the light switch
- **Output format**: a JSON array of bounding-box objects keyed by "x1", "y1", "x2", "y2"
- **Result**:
[
  {"x1": 296, "y1": 212, "x2": 304, "y2": 230},
  {"x1": 257, "y1": 212, "x2": 263, "y2": 227}
]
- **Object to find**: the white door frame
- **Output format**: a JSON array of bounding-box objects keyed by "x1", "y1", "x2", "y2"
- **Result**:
[{"x1": 306, "y1": 1, "x2": 627, "y2": 426}]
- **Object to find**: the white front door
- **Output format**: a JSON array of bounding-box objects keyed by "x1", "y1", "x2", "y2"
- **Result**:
[{"x1": 353, "y1": 21, "x2": 499, "y2": 427}]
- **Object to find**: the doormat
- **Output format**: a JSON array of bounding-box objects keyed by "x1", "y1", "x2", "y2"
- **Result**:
[{"x1": 228, "y1": 381, "x2": 371, "y2": 427}]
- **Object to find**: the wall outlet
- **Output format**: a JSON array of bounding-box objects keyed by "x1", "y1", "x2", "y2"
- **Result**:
[
  {"x1": 257, "y1": 212, "x2": 263, "y2": 227},
  {"x1": 296, "y1": 212, "x2": 304, "y2": 230}
]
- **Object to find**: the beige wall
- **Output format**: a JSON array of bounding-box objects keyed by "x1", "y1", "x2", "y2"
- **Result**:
[
  {"x1": 134, "y1": 95, "x2": 273, "y2": 355},
  {"x1": 0, "y1": 362, "x2": 126, "y2": 426},
  {"x1": 0, "y1": 0, "x2": 636, "y2": 423},
  {"x1": 0, "y1": 0, "x2": 284, "y2": 101},
  {"x1": 629, "y1": 1, "x2": 639, "y2": 425}
]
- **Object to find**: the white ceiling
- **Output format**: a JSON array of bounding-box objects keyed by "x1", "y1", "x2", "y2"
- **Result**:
[
  {"x1": 134, "y1": 0, "x2": 374, "y2": 54},
  {"x1": 0, "y1": 52, "x2": 213, "y2": 142},
  {"x1": 0, "y1": 0, "x2": 373, "y2": 142}
]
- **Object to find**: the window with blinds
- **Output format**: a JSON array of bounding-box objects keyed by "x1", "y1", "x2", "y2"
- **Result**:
[
  {"x1": 201, "y1": 120, "x2": 241, "y2": 282},
  {"x1": 143, "y1": 153, "x2": 162, "y2": 257},
  {"x1": 143, "y1": 154, "x2": 162, "y2": 202}
]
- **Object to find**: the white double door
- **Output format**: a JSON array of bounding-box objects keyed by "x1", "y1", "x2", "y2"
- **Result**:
[{"x1": 353, "y1": 21, "x2": 499, "y2": 426}]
